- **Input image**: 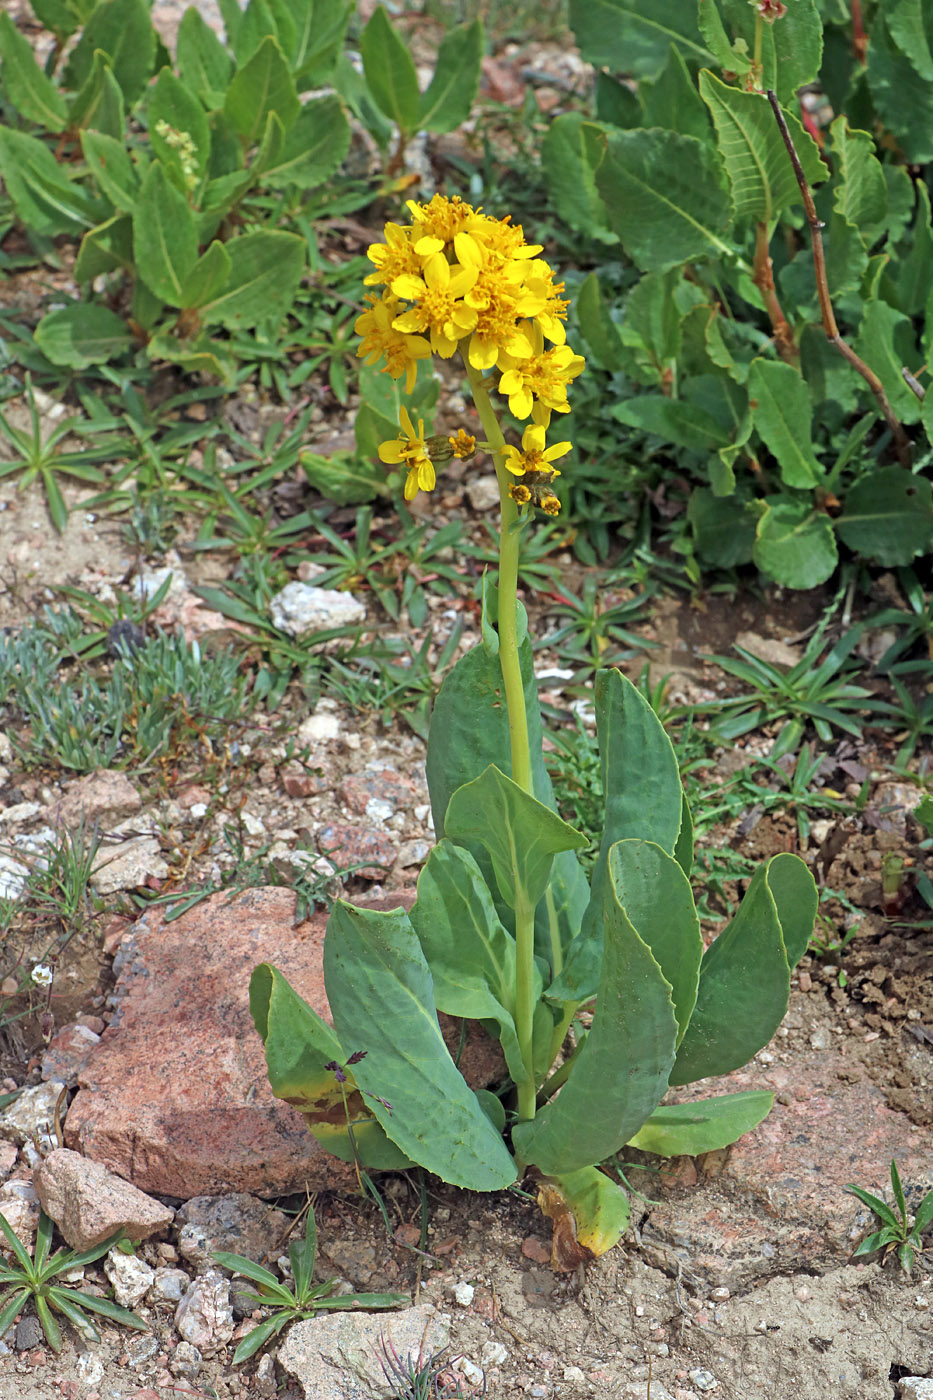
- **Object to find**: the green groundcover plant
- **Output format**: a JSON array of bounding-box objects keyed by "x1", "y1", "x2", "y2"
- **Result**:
[
  {"x1": 250, "y1": 197, "x2": 819, "y2": 1260},
  {"x1": 545, "y1": 0, "x2": 933, "y2": 587}
]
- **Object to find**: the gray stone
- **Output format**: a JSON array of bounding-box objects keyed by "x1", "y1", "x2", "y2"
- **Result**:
[
  {"x1": 176, "y1": 1192, "x2": 289, "y2": 1265},
  {"x1": 14, "y1": 1315, "x2": 42, "y2": 1351},
  {"x1": 278, "y1": 1304, "x2": 447, "y2": 1400},
  {"x1": 147, "y1": 1267, "x2": 190, "y2": 1306},
  {"x1": 465, "y1": 475, "x2": 500, "y2": 513},
  {"x1": 169, "y1": 1340, "x2": 203, "y2": 1380},
  {"x1": 0, "y1": 1180, "x2": 39, "y2": 1250},
  {"x1": 270, "y1": 582, "x2": 366, "y2": 639},
  {"x1": 104, "y1": 1248, "x2": 155, "y2": 1307},
  {"x1": 0, "y1": 1081, "x2": 65, "y2": 1148},
  {"x1": 91, "y1": 831, "x2": 169, "y2": 895},
  {"x1": 33, "y1": 1148, "x2": 174, "y2": 1250},
  {"x1": 175, "y1": 1268, "x2": 234, "y2": 1356},
  {"x1": 899, "y1": 1382, "x2": 933, "y2": 1400}
]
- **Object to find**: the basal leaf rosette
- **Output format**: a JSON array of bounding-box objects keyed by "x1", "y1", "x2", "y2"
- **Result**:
[{"x1": 355, "y1": 193, "x2": 585, "y2": 510}]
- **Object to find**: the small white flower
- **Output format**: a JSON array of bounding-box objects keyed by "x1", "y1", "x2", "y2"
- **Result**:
[{"x1": 31, "y1": 964, "x2": 53, "y2": 987}]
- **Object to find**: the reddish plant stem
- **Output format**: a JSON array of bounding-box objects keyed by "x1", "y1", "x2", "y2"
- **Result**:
[
  {"x1": 766, "y1": 89, "x2": 911, "y2": 468},
  {"x1": 753, "y1": 221, "x2": 798, "y2": 365},
  {"x1": 851, "y1": 0, "x2": 867, "y2": 63}
]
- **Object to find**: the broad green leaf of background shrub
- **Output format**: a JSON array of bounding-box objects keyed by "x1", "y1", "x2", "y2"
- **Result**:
[
  {"x1": 34, "y1": 304, "x2": 133, "y2": 368},
  {"x1": 699, "y1": 0, "x2": 822, "y2": 103},
  {"x1": 63, "y1": 0, "x2": 155, "y2": 106},
  {"x1": 0, "y1": 12, "x2": 67, "y2": 130},
  {"x1": 224, "y1": 34, "x2": 300, "y2": 144},
  {"x1": 752, "y1": 499, "x2": 838, "y2": 590},
  {"x1": 541, "y1": 116, "x2": 617, "y2": 244},
  {"x1": 836, "y1": 468, "x2": 933, "y2": 566},
  {"x1": 569, "y1": 0, "x2": 713, "y2": 77},
  {"x1": 418, "y1": 17, "x2": 483, "y2": 134},
  {"x1": 360, "y1": 6, "x2": 420, "y2": 133},
  {"x1": 747, "y1": 359, "x2": 822, "y2": 489}
]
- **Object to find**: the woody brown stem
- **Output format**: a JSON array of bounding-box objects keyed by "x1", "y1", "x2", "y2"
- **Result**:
[
  {"x1": 753, "y1": 221, "x2": 798, "y2": 365},
  {"x1": 766, "y1": 89, "x2": 911, "y2": 468},
  {"x1": 851, "y1": 0, "x2": 867, "y2": 63}
]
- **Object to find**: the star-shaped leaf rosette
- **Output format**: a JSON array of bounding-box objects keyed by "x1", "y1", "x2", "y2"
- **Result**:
[{"x1": 251, "y1": 194, "x2": 818, "y2": 1271}]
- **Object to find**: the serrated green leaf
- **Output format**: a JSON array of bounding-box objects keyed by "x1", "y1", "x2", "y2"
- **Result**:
[
  {"x1": 748, "y1": 358, "x2": 822, "y2": 488},
  {"x1": 199, "y1": 229, "x2": 304, "y2": 330},
  {"x1": 867, "y1": 13, "x2": 933, "y2": 164},
  {"x1": 699, "y1": 0, "x2": 821, "y2": 103},
  {"x1": 262, "y1": 96, "x2": 351, "y2": 190},
  {"x1": 753, "y1": 498, "x2": 838, "y2": 589},
  {"x1": 0, "y1": 126, "x2": 103, "y2": 235},
  {"x1": 360, "y1": 6, "x2": 420, "y2": 132},
  {"x1": 569, "y1": 0, "x2": 713, "y2": 78},
  {"x1": 836, "y1": 468, "x2": 933, "y2": 566},
  {"x1": 540, "y1": 117, "x2": 614, "y2": 243},
  {"x1": 80, "y1": 130, "x2": 139, "y2": 211},
  {"x1": 149, "y1": 67, "x2": 212, "y2": 191},
  {"x1": 597, "y1": 127, "x2": 733, "y2": 272},
  {"x1": 855, "y1": 298, "x2": 922, "y2": 425},
  {"x1": 177, "y1": 6, "x2": 234, "y2": 107},
  {"x1": 178, "y1": 241, "x2": 232, "y2": 312},
  {"x1": 418, "y1": 17, "x2": 483, "y2": 133},
  {"x1": 699, "y1": 73, "x2": 827, "y2": 223},
  {"x1": 888, "y1": 0, "x2": 933, "y2": 82},
  {"x1": 828, "y1": 115, "x2": 887, "y2": 247},
  {"x1": 224, "y1": 35, "x2": 300, "y2": 144},
  {"x1": 0, "y1": 11, "x2": 67, "y2": 129}
]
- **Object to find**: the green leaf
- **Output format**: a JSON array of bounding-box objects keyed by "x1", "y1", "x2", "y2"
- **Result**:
[
  {"x1": 753, "y1": 499, "x2": 838, "y2": 589},
  {"x1": 224, "y1": 35, "x2": 300, "y2": 145},
  {"x1": 63, "y1": 0, "x2": 155, "y2": 107},
  {"x1": 55, "y1": 1287, "x2": 148, "y2": 1331},
  {"x1": 34, "y1": 304, "x2": 132, "y2": 368},
  {"x1": 887, "y1": 0, "x2": 933, "y2": 83},
  {"x1": 418, "y1": 17, "x2": 483, "y2": 133},
  {"x1": 234, "y1": 0, "x2": 281, "y2": 66},
  {"x1": 249, "y1": 963, "x2": 411, "y2": 1170},
  {"x1": 323, "y1": 902, "x2": 517, "y2": 1189},
  {"x1": 177, "y1": 6, "x2": 234, "y2": 107},
  {"x1": 30, "y1": 0, "x2": 79, "y2": 37},
  {"x1": 74, "y1": 213, "x2": 134, "y2": 281},
  {"x1": 747, "y1": 359, "x2": 822, "y2": 489},
  {"x1": 147, "y1": 332, "x2": 235, "y2": 384},
  {"x1": 913, "y1": 1187, "x2": 933, "y2": 1234},
  {"x1": 671, "y1": 853, "x2": 816, "y2": 1085},
  {"x1": 149, "y1": 67, "x2": 212, "y2": 191},
  {"x1": 408, "y1": 841, "x2": 529, "y2": 1087},
  {"x1": 178, "y1": 241, "x2": 232, "y2": 312},
  {"x1": 597, "y1": 127, "x2": 733, "y2": 273},
  {"x1": 132, "y1": 161, "x2": 198, "y2": 306},
  {"x1": 231, "y1": 1315, "x2": 287, "y2": 1365},
  {"x1": 845, "y1": 1184, "x2": 901, "y2": 1231},
  {"x1": 612, "y1": 396, "x2": 731, "y2": 452},
  {"x1": 262, "y1": 96, "x2": 351, "y2": 189},
  {"x1": 0, "y1": 1290, "x2": 29, "y2": 1343},
  {"x1": 550, "y1": 670, "x2": 684, "y2": 1003},
  {"x1": 828, "y1": 116, "x2": 887, "y2": 248},
  {"x1": 575, "y1": 273, "x2": 625, "y2": 371},
  {"x1": 624, "y1": 268, "x2": 684, "y2": 374},
  {"x1": 211, "y1": 1252, "x2": 293, "y2": 1303},
  {"x1": 698, "y1": 73, "x2": 827, "y2": 223},
  {"x1": 67, "y1": 50, "x2": 124, "y2": 138},
  {"x1": 444, "y1": 765, "x2": 586, "y2": 911},
  {"x1": 0, "y1": 12, "x2": 67, "y2": 129},
  {"x1": 594, "y1": 71, "x2": 642, "y2": 127},
  {"x1": 867, "y1": 13, "x2": 933, "y2": 164},
  {"x1": 641, "y1": 45, "x2": 710, "y2": 141},
  {"x1": 627, "y1": 1089, "x2": 775, "y2": 1156},
  {"x1": 300, "y1": 450, "x2": 387, "y2": 505},
  {"x1": 540, "y1": 117, "x2": 615, "y2": 243},
  {"x1": 360, "y1": 6, "x2": 420, "y2": 132},
  {"x1": 80, "y1": 131, "x2": 139, "y2": 211},
  {"x1": 894, "y1": 180, "x2": 933, "y2": 316},
  {"x1": 0, "y1": 126, "x2": 103, "y2": 236},
  {"x1": 699, "y1": 0, "x2": 822, "y2": 103},
  {"x1": 568, "y1": 0, "x2": 713, "y2": 78},
  {"x1": 836, "y1": 468, "x2": 933, "y2": 566},
  {"x1": 687, "y1": 488, "x2": 755, "y2": 566},
  {"x1": 855, "y1": 299, "x2": 922, "y2": 425},
  {"x1": 199, "y1": 229, "x2": 304, "y2": 331},
  {"x1": 513, "y1": 844, "x2": 679, "y2": 1173},
  {"x1": 292, "y1": 0, "x2": 353, "y2": 83},
  {"x1": 290, "y1": 1208, "x2": 317, "y2": 1299}
]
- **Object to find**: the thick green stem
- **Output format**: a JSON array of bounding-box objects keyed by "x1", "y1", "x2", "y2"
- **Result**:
[{"x1": 461, "y1": 348, "x2": 536, "y2": 1122}]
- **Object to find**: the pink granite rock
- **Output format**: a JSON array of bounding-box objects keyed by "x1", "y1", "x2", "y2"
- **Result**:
[
  {"x1": 64, "y1": 887, "x2": 503, "y2": 1197},
  {"x1": 42, "y1": 770, "x2": 141, "y2": 828},
  {"x1": 33, "y1": 1148, "x2": 173, "y2": 1250}
]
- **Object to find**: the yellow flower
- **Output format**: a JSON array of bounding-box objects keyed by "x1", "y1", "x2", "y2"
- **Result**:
[
  {"x1": 355, "y1": 293, "x2": 431, "y2": 394},
  {"x1": 448, "y1": 430, "x2": 476, "y2": 460},
  {"x1": 498, "y1": 322, "x2": 585, "y2": 422},
  {"x1": 509, "y1": 482, "x2": 532, "y2": 505},
  {"x1": 378, "y1": 407, "x2": 437, "y2": 502},
  {"x1": 364, "y1": 221, "x2": 422, "y2": 289},
  {"x1": 540, "y1": 492, "x2": 561, "y2": 515},
  {"x1": 391, "y1": 253, "x2": 479, "y2": 358},
  {"x1": 501, "y1": 424, "x2": 571, "y2": 479}
]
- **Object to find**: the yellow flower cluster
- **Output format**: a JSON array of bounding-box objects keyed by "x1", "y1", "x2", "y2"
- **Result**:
[{"x1": 356, "y1": 195, "x2": 584, "y2": 510}]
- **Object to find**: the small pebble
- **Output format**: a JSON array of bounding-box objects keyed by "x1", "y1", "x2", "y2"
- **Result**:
[
  {"x1": 710, "y1": 1287, "x2": 730, "y2": 1303},
  {"x1": 689, "y1": 1371, "x2": 718, "y2": 1392},
  {"x1": 915, "y1": 1296, "x2": 930, "y2": 1311},
  {"x1": 797, "y1": 971, "x2": 812, "y2": 992},
  {"x1": 453, "y1": 1281, "x2": 474, "y2": 1307},
  {"x1": 795, "y1": 1286, "x2": 810, "y2": 1302}
]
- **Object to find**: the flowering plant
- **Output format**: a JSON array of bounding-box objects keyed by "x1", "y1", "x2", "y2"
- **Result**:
[{"x1": 251, "y1": 196, "x2": 817, "y2": 1263}]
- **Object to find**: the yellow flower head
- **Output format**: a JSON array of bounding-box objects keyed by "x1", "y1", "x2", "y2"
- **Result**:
[
  {"x1": 509, "y1": 482, "x2": 532, "y2": 506},
  {"x1": 498, "y1": 322, "x2": 585, "y2": 422},
  {"x1": 378, "y1": 407, "x2": 437, "y2": 502},
  {"x1": 501, "y1": 424, "x2": 571, "y2": 479},
  {"x1": 355, "y1": 293, "x2": 431, "y2": 394},
  {"x1": 448, "y1": 430, "x2": 477, "y2": 460}
]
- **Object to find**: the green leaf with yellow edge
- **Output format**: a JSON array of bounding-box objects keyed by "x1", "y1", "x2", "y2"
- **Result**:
[
  {"x1": 177, "y1": 6, "x2": 234, "y2": 107},
  {"x1": 538, "y1": 1168, "x2": 630, "y2": 1262},
  {"x1": 178, "y1": 241, "x2": 232, "y2": 312},
  {"x1": 133, "y1": 161, "x2": 198, "y2": 305},
  {"x1": 63, "y1": 0, "x2": 155, "y2": 107},
  {"x1": 67, "y1": 51, "x2": 124, "y2": 139},
  {"x1": 627, "y1": 1090, "x2": 774, "y2": 1156},
  {"x1": 671, "y1": 853, "x2": 816, "y2": 1085},
  {"x1": 262, "y1": 96, "x2": 350, "y2": 190},
  {"x1": 418, "y1": 17, "x2": 483, "y2": 134},
  {"x1": 81, "y1": 132, "x2": 140, "y2": 212},
  {"x1": 597, "y1": 128, "x2": 733, "y2": 273},
  {"x1": 699, "y1": 73, "x2": 827, "y2": 224},
  {"x1": 513, "y1": 841, "x2": 679, "y2": 1174},
  {"x1": 224, "y1": 35, "x2": 300, "y2": 145},
  {"x1": 569, "y1": 0, "x2": 712, "y2": 78},
  {"x1": 0, "y1": 127, "x2": 104, "y2": 236},
  {"x1": 74, "y1": 215, "x2": 134, "y2": 282},
  {"x1": 323, "y1": 903, "x2": 517, "y2": 1189},
  {"x1": 0, "y1": 12, "x2": 67, "y2": 130},
  {"x1": 748, "y1": 359, "x2": 822, "y2": 489},
  {"x1": 198, "y1": 229, "x2": 305, "y2": 331},
  {"x1": 360, "y1": 6, "x2": 420, "y2": 132},
  {"x1": 249, "y1": 963, "x2": 411, "y2": 1170},
  {"x1": 445, "y1": 765, "x2": 586, "y2": 911}
]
